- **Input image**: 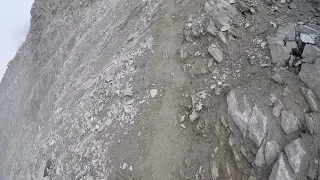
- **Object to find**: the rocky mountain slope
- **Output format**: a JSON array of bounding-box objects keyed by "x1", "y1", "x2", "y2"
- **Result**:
[{"x1": 1, "y1": 0, "x2": 320, "y2": 179}]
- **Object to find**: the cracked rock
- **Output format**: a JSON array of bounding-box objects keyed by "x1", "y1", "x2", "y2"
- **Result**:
[
  {"x1": 269, "y1": 153, "x2": 295, "y2": 180},
  {"x1": 281, "y1": 110, "x2": 301, "y2": 134},
  {"x1": 284, "y1": 138, "x2": 306, "y2": 174},
  {"x1": 248, "y1": 105, "x2": 268, "y2": 147},
  {"x1": 265, "y1": 141, "x2": 281, "y2": 165}
]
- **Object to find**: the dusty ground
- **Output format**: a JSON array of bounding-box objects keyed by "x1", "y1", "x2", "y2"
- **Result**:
[{"x1": 1, "y1": 0, "x2": 320, "y2": 179}]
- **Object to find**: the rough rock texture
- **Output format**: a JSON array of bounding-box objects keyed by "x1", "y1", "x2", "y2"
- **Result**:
[
  {"x1": 299, "y1": 59, "x2": 320, "y2": 99},
  {"x1": 284, "y1": 138, "x2": 306, "y2": 174},
  {"x1": 269, "y1": 153, "x2": 295, "y2": 180},
  {"x1": 265, "y1": 141, "x2": 281, "y2": 166},
  {"x1": 281, "y1": 110, "x2": 301, "y2": 134},
  {"x1": 248, "y1": 105, "x2": 267, "y2": 147}
]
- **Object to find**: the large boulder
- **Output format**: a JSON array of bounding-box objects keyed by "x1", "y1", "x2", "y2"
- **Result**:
[
  {"x1": 269, "y1": 153, "x2": 295, "y2": 180},
  {"x1": 284, "y1": 138, "x2": 306, "y2": 174},
  {"x1": 301, "y1": 44, "x2": 320, "y2": 63},
  {"x1": 299, "y1": 58, "x2": 320, "y2": 99}
]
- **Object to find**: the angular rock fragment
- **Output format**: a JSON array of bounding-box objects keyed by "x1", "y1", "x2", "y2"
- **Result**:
[
  {"x1": 272, "y1": 100, "x2": 283, "y2": 118},
  {"x1": 267, "y1": 36, "x2": 292, "y2": 66},
  {"x1": 269, "y1": 153, "x2": 295, "y2": 180},
  {"x1": 305, "y1": 113, "x2": 316, "y2": 134},
  {"x1": 207, "y1": 19, "x2": 218, "y2": 36},
  {"x1": 208, "y1": 43, "x2": 223, "y2": 63},
  {"x1": 227, "y1": 90, "x2": 252, "y2": 136},
  {"x1": 284, "y1": 138, "x2": 306, "y2": 173},
  {"x1": 271, "y1": 74, "x2": 284, "y2": 84},
  {"x1": 304, "y1": 89, "x2": 320, "y2": 112},
  {"x1": 248, "y1": 105, "x2": 267, "y2": 147},
  {"x1": 300, "y1": 34, "x2": 316, "y2": 44},
  {"x1": 301, "y1": 44, "x2": 320, "y2": 63},
  {"x1": 150, "y1": 89, "x2": 158, "y2": 98},
  {"x1": 281, "y1": 110, "x2": 301, "y2": 134},
  {"x1": 265, "y1": 141, "x2": 281, "y2": 165},
  {"x1": 299, "y1": 58, "x2": 320, "y2": 99},
  {"x1": 189, "y1": 110, "x2": 199, "y2": 122},
  {"x1": 254, "y1": 146, "x2": 265, "y2": 167}
]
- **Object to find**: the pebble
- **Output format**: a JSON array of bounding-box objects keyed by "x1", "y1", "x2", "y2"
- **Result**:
[{"x1": 150, "y1": 89, "x2": 158, "y2": 98}]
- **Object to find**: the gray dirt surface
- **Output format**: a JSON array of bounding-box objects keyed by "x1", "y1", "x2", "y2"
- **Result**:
[{"x1": 1, "y1": 0, "x2": 320, "y2": 179}]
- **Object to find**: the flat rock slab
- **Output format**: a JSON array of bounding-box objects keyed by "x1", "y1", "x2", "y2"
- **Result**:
[
  {"x1": 269, "y1": 153, "x2": 295, "y2": 180},
  {"x1": 284, "y1": 138, "x2": 306, "y2": 174},
  {"x1": 299, "y1": 58, "x2": 320, "y2": 99},
  {"x1": 281, "y1": 110, "x2": 301, "y2": 134}
]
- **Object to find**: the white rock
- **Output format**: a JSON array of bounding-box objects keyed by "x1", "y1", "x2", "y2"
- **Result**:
[
  {"x1": 210, "y1": 159, "x2": 219, "y2": 180},
  {"x1": 122, "y1": 162, "x2": 129, "y2": 169},
  {"x1": 269, "y1": 153, "x2": 295, "y2": 180},
  {"x1": 248, "y1": 105, "x2": 268, "y2": 147},
  {"x1": 300, "y1": 34, "x2": 315, "y2": 44},
  {"x1": 254, "y1": 146, "x2": 265, "y2": 167},
  {"x1": 150, "y1": 89, "x2": 158, "y2": 98},
  {"x1": 189, "y1": 110, "x2": 199, "y2": 122}
]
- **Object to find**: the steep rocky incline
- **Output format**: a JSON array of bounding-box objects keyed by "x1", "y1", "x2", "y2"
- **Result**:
[{"x1": 1, "y1": 0, "x2": 320, "y2": 179}]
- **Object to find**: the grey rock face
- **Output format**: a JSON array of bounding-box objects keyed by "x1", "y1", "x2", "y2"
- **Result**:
[
  {"x1": 281, "y1": 110, "x2": 301, "y2": 134},
  {"x1": 254, "y1": 146, "x2": 265, "y2": 167},
  {"x1": 269, "y1": 153, "x2": 295, "y2": 180},
  {"x1": 248, "y1": 105, "x2": 267, "y2": 147},
  {"x1": 301, "y1": 45, "x2": 320, "y2": 63},
  {"x1": 265, "y1": 141, "x2": 281, "y2": 165},
  {"x1": 304, "y1": 89, "x2": 320, "y2": 112},
  {"x1": 284, "y1": 138, "x2": 306, "y2": 173},
  {"x1": 227, "y1": 90, "x2": 252, "y2": 136},
  {"x1": 299, "y1": 59, "x2": 320, "y2": 99},
  {"x1": 208, "y1": 43, "x2": 223, "y2": 63}
]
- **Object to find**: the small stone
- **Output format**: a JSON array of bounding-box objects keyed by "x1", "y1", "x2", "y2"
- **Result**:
[
  {"x1": 208, "y1": 43, "x2": 223, "y2": 63},
  {"x1": 300, "y1": 34, "x2": 316, "y2": 44},
  {"x1": 122, "y1": 162, "x2": 129, "y2": 169},
  {"x1": 221, "y1": 115, "x2": 228, "y2": 127},
  {"x1": 124, "y1": 84, "x2": 133, "y2": 96},
  {"x1": 245, "y1": 23, "x2": 251, "y2": 29},
  {"x1": 207, "y1": 19, "x2": 218, "y2": 36},
  {"x1": 129, "y1": 166, "x2": 133, "y2": 171},
  {"x1": 248, "y1": 175, "x2": 256, "y2": 180},
  {"x1": 254, "y1": 146, "x2": 265, "y2": 167},
  {"x1": 281, "y1": 110, "x2": 301, "y2": 134},
  {"x1": 218, "y1": 31, "x2": 228, "y2": 45},
  {"x1": 281, "y1": 0, "x2": 286, "y2": 3},
  {"x1": 284, "y1": 138, "x2": 306, "y2": 173},
  {"x1": 189, "y1": 110, "x2": 199, "y2": 122},
  {"x1": 150, "y1": 89, "x2": 158, "y2": 98},
  {"x1": 180, "y1": 48, "x2": 190, "y2": 61},
  {"x1": 305, "y1": 89, "x2": 320, "y2": 112},
  {"x1": 180, "y1": 124, "x2": 187, "y2": 129},
  {"x1": 210, "y1": 159, "x2": 219, "y2": 180},
  {"x1": 272, "y1": 100, "x2": 283, "y2": 118},
  {"x1": 271, "y1": 74, "x2": 284, "y2": 84},
  {"x1": 261, "y1": 42, "x2": 267, "y2": 48},
  {"x1": 305, "y1": 113, "x2": 315, "y2": 134},
  {"x1": 265, "y1": 141, "x2": 281, "y2": 165}
]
